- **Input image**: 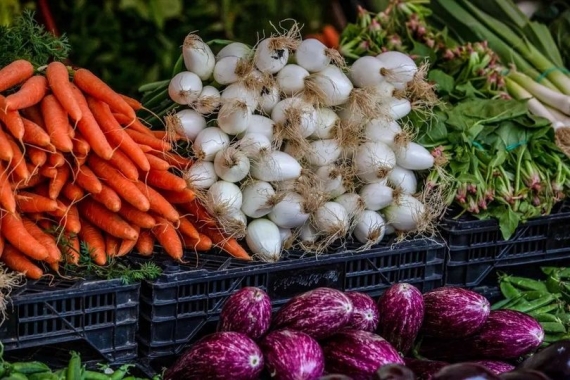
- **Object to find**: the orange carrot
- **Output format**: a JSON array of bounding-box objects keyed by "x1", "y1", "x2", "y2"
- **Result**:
[
  {"x1": 0, "y1": 212, "x2": 49, "y2": 260},
  {"x1": 139, "y1": 144, "x2": 153, "y2": 153},
  {"x1": 70, "y1": 85, "x2": 114, "y2": 160},
  {"x1": 182, "y1": 233, "x2": 213, "y2": 252},
  {"x1": 141, "y1": 169, "x2": 187, "y2": 192},
  {"x1": 180, "y1": 199, "x2": 217, "y2": 228},
  {"x1": 72, "y1": 134, "x2": 91, "y2": 159},
  {"x1": 177, "y1": 216, "x2": 200, "y2": 240},
  {"x1": 62, "y1": 233, "x2": 80, "y2": 265},
  {"x1": 125, "y1": 128, "x2": 171, "y2": 151},
  {"x1": 10, "y1": 171, "x2": 43, "y2": 191},
  {"x1": 0, "y1": 59, "x2": 34, "y2": 92},
  {"x1": 78, "y1": 198, "x2": 139, "y2": 240},
  {"x1": 22, "y1": 117, "x2": 51, "y2": 147},
  {"x1": 117, "y1": 225, "x2": 140, "y2": 256},
  {"x1": 145, "y1": 153, "x2": 171, "y2": 171},
  {"x1": 105, "y1": 234, "x2": 120, "y2": 256},
  {"x1": 39, "y1": 166, "x2": 58, "y2": 178},
  {"x1": 46, "y1": 61, "x2": 82, "y2": 122},
  {"x1": 0, "y1": 234, "x2": 3, "y2": 258},
  {"x1": 16, "y1": 191, "x2": 59, "y2": 213},
  {"x1": 134, "y1": 181, "x2": 179, "y2": 223},
  {"x1": 1, "y1": 244, "x2": 43, "y2": 279},
  {"x1": 48, "y1": 151, "x2": 66, "y2": 168},
  {"x1": 0, "y1": 96, "x2": 25, "y2": 140},
  {"x1": 107, "y1": 149, "x2": 139, "y2": 181},
  {"x1": 73, "y1": 68, "x2": 136, "y2": 120},
  {"x1": 150, "y1": 130, "x2": 186, "y2": 140},
  {"x1": 54, "y1": 202, "x2": 82, "y2": 234},
  {"x1": 113, "y1": 113, "x2": 154, "y2": 136},
  {"x1": 40, "y1": 94, "x2": 74, "y2": 152},
  {"x1": 149, "y1": 151, "x2": 194, "y2": 170},
  {"x1": 322, "y1": 25, "x2": 340, "y2": 49},
  {"x1": 0, "y1": 126, "x2": 14, "y2": 161},
  {"x1": 6, "y1": 136, "x2": 29, "y2": 181},
  {"x1": 162, "y1": 188, "x2": 196, "y2": 204},
  {"x1": 78, "y1": 219, "x2": 107, "y2": 265},
  {"x1": 0, "y1": 161, "x2": 16, "y2": 214},
  {"x1": 5, "y1": 75, "x2": 48, "y2": 111},
  {"x1": 20, "y1": 104, "x2": 45, "y2": 128},
  {"x1": 27, "y1": 146, "x2": 47, "y2": 168},
  {"x1": 118, "y1": 203, "x2": 156, "y2": 229},
  {"x1": 61, "y1": 182, "x2": 85, "y2": 202},
  {"x1": 87, "y1": 97, "x2": 150, "y2": 171},
  {"x1": 135, "y1": 229, "x2": 155, "y2": 256},
  {"x1": 90, "y1": 183, "x2": 122, "y2": 212},
  {"x1": 49, "y1": 164, "x2": 71, "y2": 199},
  {"x1": 151, "y1": 216, "x2": 183, "y2": 261},
  {"x1": 88, "y1": 155, "x2": 150, "y2": 211},
  {"x1": 74, "y1": 165, "x2": 103, "y2": 194},
  {"x1": 21, "y1": 218, "x2": 62, "y2": 264},
  {"x1": 119, "y1": 94, "x2": 143, "y2": 111}
]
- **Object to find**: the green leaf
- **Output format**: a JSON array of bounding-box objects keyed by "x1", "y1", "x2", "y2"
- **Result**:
[
  {"x1": 496, "y1": 206, "x2": 521, "y2": 240},
  {"x1": 428, "y1": 69, "x2": 455, "y2": 95}
]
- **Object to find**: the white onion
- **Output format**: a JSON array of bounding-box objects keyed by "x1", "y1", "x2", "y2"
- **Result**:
[
  {"x1": 254, "y1": 38, "x2": 289, "y2": 74},
  {"x1": 299, "y1": 223, "x2": 319, "y2": 244},
  {"x1": 389, "y1": 98, "x2": 412, "y2": 120},
  {"x1": 237, "y1": 133, "x2": 272, "y2": 157},
  {"x1": 216, "y1": 42, "x2": 252, "y2": 60},
  {"x1": 184, "y1": 161, "x2": 218, "y2": 189},
  {"x1": 393, "y1": 142, "x2": 435, "y2": 170},
  {"x1": 311, "y1": 108, "x2": 339, "y2": 139},
  {"x1": 376, "y1": 51, "x2": 418, "y2": 84},
  {"x1": 217, "y1": 101, "x2": 252, "y2": 135},
  {"x1": 241, "y1": 181, "x2": 275, "y2": 218},
  {"x1": 387, "y1": 166, "x2": 417, "y2": 194},
  {"x1": 168, "y1": 71, "x2": 203, "y2": 105},
  {"x1": 359, "y1": 182, "x2": 394, "y2": 211},
  {"x1": 182, "y1": 34, "x2": 215, "y2": 81},
  {"x1": 335, "y1": 193, "x2": 364, "y2": 217},
  {"x1": 295, "y1": 38, "x2": 331, "y2": 73},
  {"x1": 213, "y1": 56, "x2": 244, "y2": 85},
  {"x1": 305, "y1": 139, "x2": 342, "y2": 167},
  {"x1": 271, "y1": 97, "x2": 318, "y2": 138},
  {"x1": 278, "y1": 227, "x2": 293, "y2": 247},
  {"x1": 371, "y1": 82, "x2": 396, "y2": 99},
  {"x1": 207, "y1": 180, "x2": 243, "y2": 214},
  {"x1": 276, "y1": 64, "x2": 309, "y2": 96},
  {"x1": 314, "y1": 202, "x2": 349, "y2": 234},
  {"x1": 268, "y1": 192, "x2": 310, "y2": 228},
  {"x1": 384, "y1": 194, "x2": 426, "y2": 232},
  {"x1": 213, "y1": 148, "x2": 250, "y2": 183},
  {"x1": 349, "y1": 56, "x2": 386, "y2": 88},
  {"x1": 238, "y1": 115, "x2": 274, "y2": 140},
  {"x1": 337, "y1": 106, "x2": 367, "y2": 126},
  {"x1": 307, "y1": 65, "x2": 353, "y2": 107},
  {"x1": 193, "y1": 127, "x2": 230, "y2": 161},
  {"x1": 194, "y1": 85, "x2": 221, "y2": 115},
  {"x1": 173, "y1": 109, "x2": 207, "y2": 140},
  {"x1": 384, "y1": 223, "x2": 396, "y2": 235},
  {"x1": 246, "y1": 219, "x2": 282, "y2": 262},
  {"x1": 364, "y1": 119, "x2": 402, "y2": 146},
  {"x1": 250, "y1": 151, "x2": 302, "y2": 182},
  {"x1": 353, "y1": 210, "x2": 385, "y2": 245},
  {"x1": 258, "y1": 83, "x2": 281, "y2": 114},
  {"x1": 221, "y1": 82, "x2": 259, "y2": 110},
  {"x1": 354, "y1": 141, "x2": 397, "y2": 183},
  {"x1": 316, "y1": 165, "x2": 344, "y2": 194}
]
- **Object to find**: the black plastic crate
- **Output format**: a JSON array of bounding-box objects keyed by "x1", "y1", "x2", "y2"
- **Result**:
[
  {"x1": 136, "y1": 237, "x2": 446, "y2": 358},
  {"x1": 441, "y1": 200, "x2": 570, "y2": 288},
  {"x1": 0, "y1": 277, "x2": 140, "y2": 362}
]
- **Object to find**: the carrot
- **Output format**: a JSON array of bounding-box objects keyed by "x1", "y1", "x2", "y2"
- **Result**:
[
  {"x1": 87, "y1": 97, "x2": 150, "y2": 171},
  {"x1": 0, "y1": 212, "x2": 49, "y2": 260},
  {"x1": 182, "y1": 233, "x2": 213, "y2": 252},
  {"x1": 107, "y1": 148, "x2": 139, "y2": 181},
  {"x1": 0, "y1": 126, "x2": 14, "y2": 161},
  {"x1": 70, "y1": 85, "x2": 114, "y2": 160},
  {"x1": 180, "y1": 199, "x2": 217, "y2": 228},
  {"x1": 78, "y1": 219, "x2": 107, "y2": 265},
  {"x1": 117, "y1": 225, "x2": 140, "y2": 256},
  {"x1": 134, "y1": 182, "x2": 179, "y2": 223},
  {"x1": 27, "y1": 146, "x2": 48, "y2": 168},
  {"x1": 73, "y1": 68, "x2": 136, "y2": 120},
  {"x1": 61, "y1": 182, "x2": 85, "y2": 202},
  {"x1": 151, "y1": 216, "x2": 183, "y2": 261},
  {"x1": 139, "y1": 145, "x2": 153, "y2": 153},
  {"x1": 74, "y1": 165, "x2": 103, "y2": 194},
  {"x1": 145, "y1": 153, "x2": 171, "y2": 171},
  {"x1": 88, "y1": 155, "x2": 150, "y2": 211},
  {"x1": 61, "y1": 233, "x2": 80, "y2": 265},
  {"x1": 20, "y1": 104, "x2": 45, "y2": 128},
  {"x1": 119, "y1": 94, "x2": 143, "y2": 111},
  {"x1": 40, "y1": 94, "x2": 74, "y2": 152},
  {"x1": 72, "y1": 134, "x2": 91, "y2": 159},
  {"x1": 118, "y1": 203, "x2": 156, "y2": 229},
  {"x1": 48, "y1": 151, "x2": 66, "y2": 168},
  {"x1": 54, "y1": 202, "x2": 82, "y2": 234},
  {"x1": 10, "y1": 171, "x2": 43, "y2": 191},
  {"x1": 5, "y1": 75, "x2": 48, "y2": 111},
  {"x1": 162, "y1": 188, "x2": 196, "y2": 204},
  {"x1": 22, "y1": 117, "x2": 51, "y2": 147},
  {"x1": 1, "y1": 244, "x2": 43, "y2": 280},
  {"x1": 5, "y1": 136, "x2": 29, "y2": 181},
  {"x1": 135, "y1": 229, "x2": 155, "y2": 256},
  {"x1": 46, "y1": 61, "x2": 82, "y2": 122},
  {"x1": 141, "y1": 169, "x2": 187, "y2": 192},
  {"x1": 16, "y1": 192, "x2": 59, "y2": 213},
  {"x1": 39, "y1": 166, "x2": 58, "y2": 178},
  {"x1": 0, "y1": 96, "x2": 25, "y2": 140},
  {"x1": 125, "y1": 128, "x2": 172, "y2": 151},
  {"x1": 151, "y1": 130, "x2": 186, "y2": 140},
  {"x1": 0, "y1": 163, "x2": 16, "y2": 214},
  {"x1": 78, "y1": 198, "x2": 139, "y2": 240},
  {"x1": 0, "y1": 60, "x2": 34, "y2": 92},
  {"x1": 322, "y1": 25, "x2": 340, "y2": 49},
  {"x1": 113, "y1": 113, "x2": 154, "y2": 136},
  {"x1": 90, "y1": 183, "x2": 122, "y2": 212},
  {"x1": 21, "y1": 218, "x2": 62, "y2": 264},
  {"x1": 149, "y1": 150, "x2": 193, "y2": 170},
  {"x1": 49, "y1": 164, "x2": 71, "y2": 199},
  {"x1": 105, "y1": 234, "x2": 120, "y2": 256},
  {"x1": 177, "y1": 216, "x2": 200, "y2": 240}
]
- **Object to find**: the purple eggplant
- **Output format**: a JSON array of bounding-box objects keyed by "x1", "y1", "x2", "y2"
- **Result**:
[{"x1": 345, "y1": 291, "x2": 379, "y2": 332}]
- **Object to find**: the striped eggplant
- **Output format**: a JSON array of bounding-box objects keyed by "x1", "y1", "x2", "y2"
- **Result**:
[
  {"x1": 344, "y1": 291, "x2": 379, "y2": 332},
  {"x1": 377, "y1": 283, "x2": 424, "y2": 354},
  {"x1": 472, "y1": 361, "x2": 515, "y2": 375},
  {"x1": 260, "y1": 329, "x2": 324, "y2": 380},
  {"x1": 404, "y1": 358, "x2": 448, "y2": 380},
  {"x1": 163, "y1": 332, "x2": 264, "y2": 380},
  {"x1": 422, "y1": 287, "x2": 490, "y2": 338},
  {"x1": 321, "y1": 329, "x2": 404, "y2": 380},
  {"x1": 272, "y1": 287, "x2": 354, "y2": 340},
  {"x1": 218, "y1": 287, "x2": 272, "y2": 340}
]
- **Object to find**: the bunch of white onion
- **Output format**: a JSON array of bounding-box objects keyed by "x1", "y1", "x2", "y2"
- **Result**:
[{"x1": 164, "y1": 27, "x2": 440, "y2": 262}]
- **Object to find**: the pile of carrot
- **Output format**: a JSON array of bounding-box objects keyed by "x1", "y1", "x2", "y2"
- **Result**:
[{"x1": 0, "y1": 59, "x2": 251, "y2": 280}]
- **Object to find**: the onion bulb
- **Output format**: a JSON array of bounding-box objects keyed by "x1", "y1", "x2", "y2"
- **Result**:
[
  {"x1": 376, "y1": 51, "x2": 418, "y2": 84},
  {"x1": 170, "y1": 109, "x2": 206, "y2": 141},
  {"x1": 354, "y1": 141, "x2": 397, "y2": 183},
  {"x1": 295, "y1": 38, "x2": 332, "y2": 73},
  {"x1": 217, "y1": 42, "x2": 252, "y2": 60},
  {"x1": 387, "y1": 166, "x2": 417, "y2": 194},
  {"x1": 271, "y1": 97, "x2": 318, "y2": 138},
  {"x1": 335, "y1": 193, "x2": 365, "y2": 217},
  {"x1": 276, "y1": 64, "x2": 309, "y2": 96},
  {"x1": 246, "y1": 219, "x2": 282, "y2": 262},
  {"x1": 384, "y1": 194, "x2": 426, "y2": 232},
  {"x1": 193, "y1": 127, "x2": 230, "y2": 161},
  {"x1": 168, "y1": 71, "x2": 203, "y2": 105},
  {"x1": 359, "y1": 182, "x2": 394, "y2": 211},
  {"x1": 241, "y1": 181, "x2": 276, "y2": 218},
  {"x1": 311, "y1": 108, "x2": 339, "y2": 139},
  {"x1": 237, "y1": 133, "x2": 272, "y2": 157},
  {"x1": 213, "y1": 147, "x2": 250, "y2": 183},
  {"x1": 349, "y1": 56, "x2": 386, "y2": 88},
  {"x1": 206, "y1": 180, "x2": 243, "y2": 215},
  {"x1": 305, "y1": 65, "x2": 353, "y2": 107},
  {"x1": 184, "y1": 161, "x2": 217, "y2": 189},
  {"x1": 182, "y1": 34, "x2": 215, "y2": 81},
  {"x1": 305, "y1": 139, "x2": 342, "y2": 167},
  {"x1": 353, "y1": 211, "x2": 385, "y2": 245},
  {"x1": 364, "y1": 119, "x2": 402, "y2": 146},
  {"x1": 393, "y1": 142, "x2": 435, "y2": 171},
  {"x1": 194, "y1": 85, "x2": 221, "y2": 115},
  {"x1": 254, "y1": 38, "x2": 289, "y2": 74},
  {"x1": 268, "y1": 192, "x2": 310, "y2": 228},
  {"x1": 250, "y1": 151, "x2": 302, "y2": 182},
  {"x1": 313, "y1": 202, "x2": 349, "y2": 236}
]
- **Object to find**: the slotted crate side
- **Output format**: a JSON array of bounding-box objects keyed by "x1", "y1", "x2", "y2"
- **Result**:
[
  {"x1": 0, "y1": 278, "x2": 140, "y2": 362},
  {"x1": 137, "y1": 237, "x2": 446, "y2": 358}
]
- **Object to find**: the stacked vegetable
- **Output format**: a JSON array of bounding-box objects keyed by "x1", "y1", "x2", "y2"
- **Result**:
[
  {"x1": 0, "y1": 57, "x2": 252, "y2": 285},
  {"x1": 164, "y1": 284, "x2": 547, "y2": 379},
  {"x1": 141, "y1": 26, "x2": 445, "y2": 259}
]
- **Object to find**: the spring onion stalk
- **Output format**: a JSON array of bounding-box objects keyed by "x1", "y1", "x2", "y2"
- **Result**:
[
  {"x1": 505, "y1": 78, "x2": 562, "y2": 127},
  {"x1": 509, "y1": 72, "x2": 570, "y2": 116}
]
